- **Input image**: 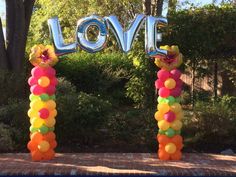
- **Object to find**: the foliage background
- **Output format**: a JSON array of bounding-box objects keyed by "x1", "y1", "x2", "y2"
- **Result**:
[{"x1": 0, "y1": 0, "x2": 236, "y2": 153}]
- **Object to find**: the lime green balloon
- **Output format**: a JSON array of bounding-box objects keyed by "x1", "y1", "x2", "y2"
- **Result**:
[
  {"x1": 29, "y1": 126, "x2": 37, "y2": 133},
  {"x1": 158, "y1": 96, "x2": 165, "y2": 103},
  {"x1": 40, "y1": 94, "x2": 50, "y2": 101},
  {"x1": 50, "y1": 94, "x2": 56, "y2": 101},
  {"x1": 29, "y1": 94, "x2": 39, "y2": 102},
  {"x1": 166, "y1": 96, "x2": 176, "y2": 105},
  {"x1": 159, "y1": 129, "x2": 165, "y2": 134},
  {"x1": 39, "y1": 125, "x2": 49, "y2": 134},
  {"x1": 165, "y1": 128, "x2": 175, "y2": 137}
]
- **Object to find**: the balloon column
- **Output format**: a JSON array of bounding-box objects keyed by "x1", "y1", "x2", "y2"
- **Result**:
[
  {"x1": 27, "y1": 44, "x2": 58, "y2": 161},
  {"x1": 154, "y1": 45, "x2": 184, "y2": 160}
]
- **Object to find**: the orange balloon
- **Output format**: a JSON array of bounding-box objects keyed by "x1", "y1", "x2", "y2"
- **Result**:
[
  {"x1": 43, "y1": 149, "x2": 55, "y2": 160},
  {"x1": 31, "y1": 150, "x2": 43, "y2": 161},
  {"x1": 171, "y1": 135, "x2": 183, "y2": 148},
  {"x1": 30, "y1": 132, "x2": 43, "y2": 143},
  {"x1": 158, "y1": 150, "x2": 170, "y2": 160},
  {"x1": 43, "y1": 132, "x2": 56, "y2": 142},
  {"x1": 171, "y1": 151, "x2": 182, "y2": 160},
  {"x1": 27, "y1": 140, "x2": 38, "y2": 151},
  {"x1": 50, "y1": 140, "x2": 57, "y2": 149},
  {"x1": 157, "y1": 135, "x2": 169, "y2": 145}
]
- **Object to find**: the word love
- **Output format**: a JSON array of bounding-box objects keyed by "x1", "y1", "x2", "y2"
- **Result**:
[{"x1": 48, "y1": 14, "x2": 167, "y2": 56}]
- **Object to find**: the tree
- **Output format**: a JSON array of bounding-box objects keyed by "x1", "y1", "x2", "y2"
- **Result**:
[{"x1": 0, "y1": 0, "x2": 35, "y2": 72}]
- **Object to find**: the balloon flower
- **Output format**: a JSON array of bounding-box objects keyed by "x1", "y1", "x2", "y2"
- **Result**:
[
  {"x1": 27, "y1": 44, "x2": 58, "y2": 161},
  {"x1": 154, "y1": 45, "x2": 184, "y2": 160}
]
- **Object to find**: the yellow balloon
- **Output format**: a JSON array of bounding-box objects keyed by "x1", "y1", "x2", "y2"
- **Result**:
[
  {"x1": 171, "y1": 120, "x2": 182, "y2": 130},
  {"x1": 30, "y1": 100, "x2": 44, "y2": 111},
  {"x1": 44, "y1": 118, "x2": 56, "y2": 127},
  {"x1": 38, "y1": 140, "x2": 50, "y2": 152},
  {"x1": 31, "y1": 117, "x2": 44, "y2": 128},
  {"x1": 164, "y1": 78, "x2": 176, "y2": 89},
  {"x1": 158, "y1": 103, "x2": 170, "y2": 114},
  {"x1": 158, "y1": 120, "x2": 170, "y2": 131},
  {"x1": 165, "y1": 143, "x2": 176, "y2": 154},
  {"x1": 49, "y1": 109, "x2": 57, "y2": 118},
  {"x1": 45, "y1": 100, "x2": 56, "y2": 110},
  {"x1": 38, "y1": 76, "x2": 50, "y2": 87},
  {"x1": 28, "y1": 109, "x2": 38, "y2": 118},
  {"x1": 170, "y1": 103, "x2": 182, "y2": 113},
  {"x1": 154, "y1": 111, "x2": 164, "y2": 121},
  {"x1": 176, "y1": 111, "x2": 184, "y2": 120}
]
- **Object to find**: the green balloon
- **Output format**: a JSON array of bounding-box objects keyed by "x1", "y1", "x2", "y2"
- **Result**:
[
  {"x1": 167, "y1": 96, "x2": 176, "y2": 105},
  {"x1": 158, "y1": 96, "x2": 165, "y2": 103},
  {"x1": 49, "y1": 126, "x2": 55, "y2": 132},
  {"x1": 40, "y1": 94, "x2": 50, "y2": 101},
  {"x1": 165, "y1": 128, "x2": 175, "y2": 137},
  {"x1": 176, "y1": 97, "x2": 181, "y2": 103},
  {"x1": 29, "y1": 94, "x2": 39, "y2": 102},
  {"x1": 29, "y1": 126, "x2": 37, "y2": 133},
  {"x1": 159, "y1": 129, "x2": 165, "y2": 134},
  {"x1": 176, "y1": 130, "x2": 181, "y2": 135},
  {"x1": 50, "y1": 94, "x2": 56, "y2": 101},
  {"x1": 39, "y1": 125, "x2": 49, "y2": 134}
]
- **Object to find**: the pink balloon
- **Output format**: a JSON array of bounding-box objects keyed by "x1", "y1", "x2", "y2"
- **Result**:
[
  {"x1": 31, "y1": 66, "x2": 45, "y2": 78},
  {"x1": 170, "y1": 69, "x2": 181, "y2": 80},
  {"x1": 157, "y1": 69, "x2": 170, "y2": 82},
  {"x1": 28, "y1": 76, "x2": 37, "y2": 86},
  {"x1": 30, "y1": 85, "x2": 44, "y2": 95},
  {"x1": 50, "y1": 77, "x2": 58, "y2": 86},
  {"x1": 170, "y1": 87, "x2": 181, "y2": 97},
  {"x1": 164, "y1": 111, "x2": 176, "y2": 122},
  {"x1": 155, "y1": 79, "x2": 164, "y2": 89},
  {"x1": 176, "y1": 79, "x2": 183, "y2": 87},
  {"x1": 47, "y1": 85, "x2": 56, "y2": 95},
  {"x1": 44, "y1": 67, "x2": 56, "y2": 78},
  {"x1": 38, "y1": 108, "x2": 50, "y2": 119},
  {"x1": 158, "y1": 87, "x2": 170, "y2": 98}
]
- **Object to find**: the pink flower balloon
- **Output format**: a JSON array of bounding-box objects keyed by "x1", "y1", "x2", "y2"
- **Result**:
[
  {"x1": 47, "y1": 85, "x2": 56, "y2": 95},
  {"x1": 28, "y1": 76, "x2": 37, "y2": 86},
  {"x1": 50, "y1": 78, "x2": 58, "y2": 86},
  {"x1": 176, "y1": 79, "x2": 183, "y2": 87},
  {"x1": 164, "y1": 111, "x2": 176, "y2": 122},
  {"x1": 157, "y1": 69, "x2": 170, "y2": 82},
  {"x1": 155, "y1": 79, "x2": 164, "y2": 89},
  {"x1": 159, "y1": 87, "x2": 170, "y2": 98},
  {"x1": 31, "y1": 66, "x2": 45, "y2": 78},
  {"x1": 170, "y1": 69, "x2": 181, "y2": 80},
  {"x1": 44, "y1": 67, "x2": 56, "y2": 78},
  {"x1": 38, "y1": 108, "x2": 50, "y2": 119},
  {"x1": 170, "y1": 87, "x2": 181, "y2": 97},
  {"x1": 30, "y1": 85, "x2": 44, "y2": 95}
]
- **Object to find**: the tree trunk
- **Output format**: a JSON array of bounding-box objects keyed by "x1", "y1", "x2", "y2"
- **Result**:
[
  {"x1": 143, "y1": 0, "x2": 151, "y2": 15},
  {"x1": 213, "y1": 59, "x2": 218, "y2": 100},
  {"x1": 156, "y1": 0, "x2": 164, "y2": 16},
  {"x1": 0, "y1": 18, "x2": 8, "y2": 69},
  {"x1": 191, "y1": 59, "x2": 196, "y2": 108},
  {"x1": 0, "y1": 0, "x2": 35, "y2": 72}
]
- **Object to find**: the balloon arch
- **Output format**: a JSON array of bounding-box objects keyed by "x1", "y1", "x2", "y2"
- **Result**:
[{"x1": 27, "y1": 14, "x2": 183, "y2": 161}]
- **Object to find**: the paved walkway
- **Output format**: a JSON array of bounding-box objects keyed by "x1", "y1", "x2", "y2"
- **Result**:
[{"x1": 0, "y1": 153, "x2": 235, "y2": 176}]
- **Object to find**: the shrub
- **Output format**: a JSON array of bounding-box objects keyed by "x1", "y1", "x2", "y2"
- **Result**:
[
  {"x1": 182, "y1": 100, "x2": 236, "y2": 152},
  {"x1": 0, "y1": 98, "x2": 29, "y2": 152},
  {"x1": 56, "y1": 78, "x2": 112, "y2": 147},
  {"x1": 106, "y1": 108, "x2": 157, "y2": 151},
  {"x1": 0, "y1": 123, "x2": 15, "y2": 152},
  {"x1": 56, "y1": 52, "x2": 133, "y2": 106}
]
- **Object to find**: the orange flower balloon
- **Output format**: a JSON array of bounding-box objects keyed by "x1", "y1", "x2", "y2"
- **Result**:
[{"x1": 29, "y1": 44, "x2": 58, "y2": 67}]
